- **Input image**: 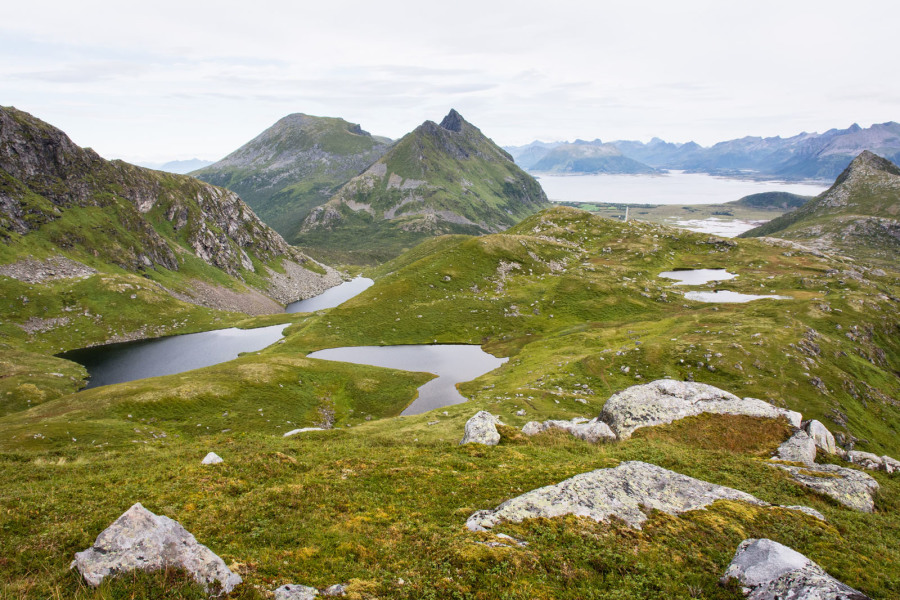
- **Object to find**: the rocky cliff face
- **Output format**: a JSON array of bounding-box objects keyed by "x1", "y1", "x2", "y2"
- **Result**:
[{"x1": 0, "y1": 106, "x2": 339, "y2": 307}]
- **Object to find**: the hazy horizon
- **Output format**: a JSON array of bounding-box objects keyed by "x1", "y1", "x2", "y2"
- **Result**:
[{"x1": 3, "y1": 0, "x2": 898, "y2": 164}]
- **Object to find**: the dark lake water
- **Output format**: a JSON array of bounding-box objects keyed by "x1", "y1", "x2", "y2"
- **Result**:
[
  {"x1": 307, "y1": 345, "x2": 509, "y2": 415},
  {"x1": 60, "y1": 324, "x2": 287, "y2": 389},
  {"x1": 285, "y1": 277, "x2": 373, "y2": 313}
]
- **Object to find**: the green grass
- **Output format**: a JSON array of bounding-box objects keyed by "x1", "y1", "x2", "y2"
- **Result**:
[{"x1": 2, "y1": 206, "x2": 899, "y2": 598}]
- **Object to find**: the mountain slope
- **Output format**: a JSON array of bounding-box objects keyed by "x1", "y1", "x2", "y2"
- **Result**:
[
  {"x1": 530, "y1": 140, "x2": 657, "y2": 174},
  {"x1": 0, "y1": 106, "x2": 341, "y2": 353},
  {"x1": 739, "y1": 151, "x2": 900, "y2": 265},
  {"x1": 193, "y1": 113, "x2": 392, "y2": 238},
  {"x1": 296, "y1": 109, "x2": 550, "y2": 264}
]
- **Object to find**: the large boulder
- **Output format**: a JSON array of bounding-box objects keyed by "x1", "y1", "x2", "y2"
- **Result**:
[
  {"x1": 773, "y1": 430, "x2": 817, "y2": 465},
  {"x1": 72, "y1": 503, "x2": 242, "y2": 594},
  {"x1": 771, "y1": 463, "x2": 879, "y2": 512},
  {"x1": 803, "y1": 420, "x2": 836, "y2": 454},
  {"x1": 466, "y1": 461, "x2": 767, "y2": 531},
  {"x1": 597, "y1": 380, "x2": 801, "y2": 439},
  {"x1": 459, "y1": 411, "x2": 502, "y2": 446},
  {"x1": 722, "y1": 538, "x2": 870, "y2": 599},
  {"x1": 521, "y1": 418, "x2": 616, "y2": 443}
]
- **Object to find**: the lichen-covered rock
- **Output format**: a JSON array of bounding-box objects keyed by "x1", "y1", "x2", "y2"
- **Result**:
[
  {"x1": 846, "y1": 451, "x2": 884, "y2": 471},
  {"x1": 722, "y1": 538, "x2": 870, "y2": 599},
  {"x1": 803, "y1": 420, "x2": 836, "y2": 454},
  {"x1": 772, "y1": 463, "x2": 879, "y2": 512},
  {"x1": 779, "y1": 505, "x2": 826, "y2": 521},
  {"x1": 459, "y1": 411, "x2": 502, "y2": 446},
  {"x1": 774, "y1": 430, "x2": 817, "y2": 465},
  {"x1": 71, "y1": 503, "x2": 241, "y2": 594},
  {"x1": 275, "y1": 583, "x2": 319, "y2": 599},
  {"x1": 466, "y1": 461, "x2": 766, "y2": 531},
  {"x1": 598, "y1": 380, "x2": 801, "y2": 439},
  {"x1": 323, "y1": 583, "x2": 347, "y2": 596},
  {"x1": 520, "y1": 418, "x2": 616, "y2": 443},
  {"x1": 201, "y1": 452, "x2": 224, "y2": 465},
  {"x1": 882, "y1": 455, "x2": 900, "y2": 474}
]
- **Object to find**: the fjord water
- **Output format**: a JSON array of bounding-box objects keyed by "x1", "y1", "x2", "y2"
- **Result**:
[
  {"x1": 60, "y1": 324, "x2": 287, "y2": 389},
  {"x1": 307, "y1": 345, "x2": 509, "y2": 415},
  {"x1": 537, "y1": 171, "x2": 828, "y2": 204},
  {"x1": 285, "y1": 277, "x2": 374, "y2": 312}
]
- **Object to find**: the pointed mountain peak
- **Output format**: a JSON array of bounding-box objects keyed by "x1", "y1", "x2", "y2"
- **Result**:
[
  {"x1": 842, "y1": 150, "x2": 900, "y2": 178},
  {"x1": 439, "y1": 109, "x2": 465, "y2": 132}
]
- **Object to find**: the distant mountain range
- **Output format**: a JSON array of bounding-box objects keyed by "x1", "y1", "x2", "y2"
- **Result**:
[
  {"x1": 295, "y1": 110, "x2": 549, "y2": 264},
  {"x1": 525, "y1": 140, "x2": 657, "y2": 175},
  {"x1": 138, "y1": 158, "x2": 214, "y2": 174},
  {"x1": 192, "y1": 114, "x2": 393, "y2": 240},
  {"x1": 506, "y1": 122, "x2": 900, "y2": 181},
  {"x1": 741, "y1": 151, "x2": 900, "y2": 266}
]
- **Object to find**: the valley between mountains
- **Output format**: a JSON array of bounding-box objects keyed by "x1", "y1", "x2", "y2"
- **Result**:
[{"x1": 1, "y1": 106, "x2": 900, "y2": 599}]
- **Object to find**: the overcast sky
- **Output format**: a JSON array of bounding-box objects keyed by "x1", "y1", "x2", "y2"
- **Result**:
[{"x1": 3, "y1": 0, "x2": 898, "y2": 164}]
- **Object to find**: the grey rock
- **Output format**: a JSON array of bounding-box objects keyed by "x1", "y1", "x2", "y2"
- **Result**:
[
  {"x1": 323, "y1": 583, "x2": 347, "y2": 596},
  {"x1": 71, "y1": 503, "x2": 241, "y2": 594},
  {"x1": 201, "y1": 452, "x2": 224, "y2": 465},
  {"x1": 515, "y1": 409, "x2": 526, "y2": 416},
  {"x1": 521, "y1": 418, "x2": 616, "y2": 443},
  {"x1": 275, "y1": 584, "x2": 319, "y2": 600},
  {"x1": 722, "y1": 538, "x2": 870, "y2": 599},
  {"x1": 803, "y1": 420, "x2": 837, "y2": 454},
  {"x1": 459, "y1": 411, "x2": 502, "y2": 446},
  {"x1": 466, "y1": 461, "x2": 766, "y2": 531},
  {"x1": 846, "y1": 451, "x2": 883, "y2": 471},
  {"x1": 598, "y1": 380, "x2": 801, "y2": 439},
  {"x1": 882, "y1": 455, "x2": 900, "y2": 474},
  {"x1": 772, "y1": 463, "x2": 879, "y2": 512},
  {"x1": 774, "y1": 430, "x2": 817, "y2": 465}
]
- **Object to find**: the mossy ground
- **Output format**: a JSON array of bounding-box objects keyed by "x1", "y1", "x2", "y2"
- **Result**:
[{"x1": 2, "y1": 207, "x2": 899, "y2": 598}]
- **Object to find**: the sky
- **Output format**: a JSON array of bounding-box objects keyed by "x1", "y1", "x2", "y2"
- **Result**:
[{"x1": 3, "y1": 0, "x2": 899, "y2": 164}]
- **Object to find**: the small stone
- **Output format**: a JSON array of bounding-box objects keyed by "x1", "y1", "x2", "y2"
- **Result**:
[
  {"x1": 201, "y1": 452, "x2": 224, "y2": 465},
  {"x1": 459, "y1": 411, "x2": 501, "y2": 446},
  {"x1": 779, "y1": 505, "x2": 826, "y2": 521},
  {"x1": 721, "y1": 538, "x2": 870, "y2": 599},
  {"x1": 515, "y1": 409, "x2": 526, "y2": 416},
  {"x1": 323, "y1": 583, "x2": 347, "y2": 596},
  {"x1": 283, "y1": 427, "x2": 324, "y2": 437},
  {"x1": 275, "y1": 583, "x2": 319, "y2": 600}
]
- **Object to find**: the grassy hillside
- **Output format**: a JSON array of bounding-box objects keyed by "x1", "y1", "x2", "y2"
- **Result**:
[
  {"x1": 2, "y1": 206, "x2": 899, "y2": 598},
  {"x1": 294, "y1": 110, "x2": 549, "y2": 265},
  {"x1": 193, "y1": 114, "x2": 392, "y2": 238}
]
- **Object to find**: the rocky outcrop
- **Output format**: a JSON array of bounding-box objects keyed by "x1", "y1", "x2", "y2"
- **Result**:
[
  {"x1": 771, "y1": 463, "x2": 879, "y2": 512},
  {"x1": 521, "y1": 417, "x2": 616, "y2": 443},
  {"x1": 773, "y1": 430, "x2": 817, "y2": 465},
  {"x1": 846, "y1": 451, "x2": 900, "y2": 474},
  {"x1": 597, "y1": 380, "x2": 801, "y2": 439},
  {"x1": 459, "y1": 411, "x2": 502, "y2": 446},
  {"x1": 275, "y1": 584, "x2": 319, "y2": 600},
  {"x1": 466, "y1": 461, "x2": 767, "y2": 531},
  {"x1": 722, "y1": 538, "x2": 870, "y2": 599},
  {"x1": 803, "y1": 419, "x2": 837, "y2": 454},
  {"x1": 0, "y1": 256, "x2": 96, "y2": 283},
  {"x1": 71, "y1": 503, "x2": 241, "y2": 594},
  {"x1": 201, "y1": 452, "x2": 224, "y2": 465}
]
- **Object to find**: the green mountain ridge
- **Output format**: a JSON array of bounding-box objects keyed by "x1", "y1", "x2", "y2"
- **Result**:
[
  {"x1": 295, "y1": 109, "x2": 550, "y2": 264},
  {"x1": 193, "y1": 113, "x2": 392, "y2": 239},
  {"x1": 0, "y1": 105, "x2": 341, "y2": 374},
  {"x1": 740, "y1": 151, "x2": 900, "y2": 266}
]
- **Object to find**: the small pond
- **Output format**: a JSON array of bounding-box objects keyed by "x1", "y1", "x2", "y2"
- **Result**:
[
  {"x1": 306, "y1": 345, "x2": 508, "y2": 415},
  {"x1": 60, "y1": 324, "x2": 287, "y2": 389},
  {"x1": 684, "y1": 291, "x2": 791, "y2": 303},
  {"x1": 285, "y1": 277, "x2": 374, "y2": 313},
  {"x1": 658, "y1": 269, "x2": 737, "y2": 285}
]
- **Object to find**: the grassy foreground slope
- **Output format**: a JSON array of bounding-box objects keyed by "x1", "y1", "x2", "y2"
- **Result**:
[{"x1": 2, "y1": 207, "x2": 899, "y2": 598}]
